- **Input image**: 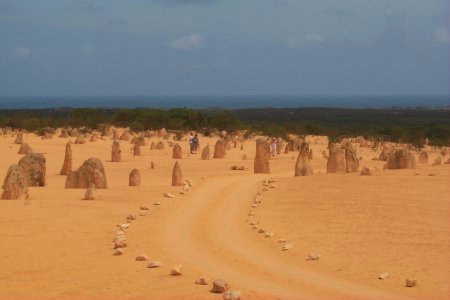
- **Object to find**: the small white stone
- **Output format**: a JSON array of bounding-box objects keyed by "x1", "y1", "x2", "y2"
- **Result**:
[
  {"x1": 264, "y1": 232, "x2": 274, "y2": 238},
  {"x1": 306, "y1": 253, "x2": 320, "y2": 261},
  {"x1": 118, "y1": 223, "x2": 130, "y2": 230},
  {"x1": 282, "y1": 243, "x2": 293, "y2": 251},
  {"x1": 113, "y1": 249, "x2": 124, "y2": 256},
  {"x1": 147, "y1": 261, "x2": 162, "y2": 268},
  {"x1": 170, "y1": 265, "x2": 182, "y2": 276},
  {"x1": 195, "y1": 277, "x2": 209, "y2": 285},
  {"x1": 126, "y1": 214, "x2": 136, "y2": 221},
  {"x1": 223, "y1": 290, "x2": 241, "y2": 300},
  {"x1": 135, "y1": 255, "x2": 149, "y2": 261},
  {"x1": 164, "y1": 193, "x2": 175, "y2": 198}
]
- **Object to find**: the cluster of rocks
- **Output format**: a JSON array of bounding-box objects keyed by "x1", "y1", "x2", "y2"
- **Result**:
[
  {"x1": 1, "y1": 153, "x2": 46, "y2": 200},
  {"x1": 326, "y1": 142, "x2": 360, "y2": 174}
]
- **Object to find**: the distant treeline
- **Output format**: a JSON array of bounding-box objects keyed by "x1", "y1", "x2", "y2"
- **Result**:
[{"x1": 0, "y1": 107, "x2": 449, "y2": 147}]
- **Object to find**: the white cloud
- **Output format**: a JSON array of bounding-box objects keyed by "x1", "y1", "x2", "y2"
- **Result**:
[
  {"x1": 171, "y1": 34, "x2": 204, "y2": 50},
  {"x1": 433, "y1": 27, "x2": 450, "y2": 44},
  {"x1": 14, "y1": 47, "x2": 32, "y2": 59}
]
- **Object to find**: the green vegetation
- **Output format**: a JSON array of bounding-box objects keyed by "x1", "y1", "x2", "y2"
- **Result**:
[{"x1": 0, "y1": 107, "x2": 449, "y2": 147}]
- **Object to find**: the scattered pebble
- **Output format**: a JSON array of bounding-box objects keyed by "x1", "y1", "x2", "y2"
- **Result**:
[
  {"x1": 281, "y1": 243, "x2": 293, "y2": 251},
  {"x1": 140, "y1": 205, "x2": 149, "y2": 210},
  {"x1": 405, "y1": 279, "x2": 417, "y2": 287},
  {"x1": 118, "y1": 223, "x2": 130, "y2": 230},
  {"x1": 195, "y1": 277, "x2": 209, "y2": 285},
  {"x1": 126, "y1": 214, "x2": 136, "y2": 222},
  {"x1": 153, "y1": 202, "x2": 161, "y2": 206},
  {"x1": 378, "y1": 272, "x2": 390, "y2": 280},
  {"x1": 211, "y1": 279, "x2": 229, "y2": 293},
  {"x1": 223, "y1": 290, "x2": 241, "y2": 300},
  {"x1": 147, "y1": 261, "x2": 162, "y2": 268},
  {"x1": 164, "y1": 193, "x2": 175, "y2": 198},
  {"x1": 113, "y1": 249, "x2": 124, "y2": 256},
  {"x1": 264, "y1": 232, "x2": 274, "y2": 238},
  {"x1": 135, "y1": 255, "x2": 149, "y2": 261},
  {"x1": 306, "y1": 253, "x2": 320, "y2": 261},
  {"x1": 113, "y1": 240, "x2": 127, "y2": 249},
  {"x1": 170, "y1": 265, "x2": 183, "y2": 276}
]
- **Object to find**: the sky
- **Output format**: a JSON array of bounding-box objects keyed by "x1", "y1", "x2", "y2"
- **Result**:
[{"x1": 0, "y1": 0, "x2": 449, "y2": 97}]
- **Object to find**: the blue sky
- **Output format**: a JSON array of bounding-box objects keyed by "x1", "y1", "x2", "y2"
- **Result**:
[{"x1": 1, "y1": 0, "x2": 449, "y2": 97}]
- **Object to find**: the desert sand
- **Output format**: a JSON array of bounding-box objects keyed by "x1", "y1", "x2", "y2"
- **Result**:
[{"x1": 0, "y1": 132, "x2": 449, "y2": 300}]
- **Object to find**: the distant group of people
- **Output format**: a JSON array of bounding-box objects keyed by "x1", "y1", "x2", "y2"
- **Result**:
[{"x1": 189, "y1": 133, "x2": 200, "y2": 154}]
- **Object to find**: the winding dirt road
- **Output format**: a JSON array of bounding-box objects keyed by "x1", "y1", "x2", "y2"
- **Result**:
[{"x1": 158, "y1": 175, "x2": 412, "y2": 300}]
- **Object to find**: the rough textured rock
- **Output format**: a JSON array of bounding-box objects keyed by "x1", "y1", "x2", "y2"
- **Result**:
[
  {"x1": 211, "y1": 279, "x2": 229, "y2": 293},
  {"x1": 59, "y1": 130, "x2": 69, "y2": 138},
  {"x1": 254, "y1": 138, "x2": 271, "y2": 174},
  {"x1": 14, "y1": 133, "x2": 23, "y2": 144},
  {"x1": 418, "y1": 151, "x2": 429, "y2": 164},
  {"x1": 195, "y1": 277, "x2": 209, "y2": 285},
  {"x1": 170, "y1": 265, "x2": 182, "y2": 276},
  {"x1": 120, "y1": 131, "x2": 131, "y2": 141},
  {"x1": 89, "y1": 134, "x2": 98, "y2": 142},
  {"x1": 432, "y1": 156, "x2": 442, "y2": 166},
  {"x1": 147, "y1": 261, "x2": 162, "y2": 268},
  {"x1": 201, "y1": 145, "x2": 210, "y2": 160},
  {"x1": 133, "y1": 143, "x2": 141, "y2": 156},
  {"x1": 69, "y1": 128, "x2": 79, "y2": 137},
  {"x1": 295, "y1": 142, "x2": 313, "y2": 176},
  {"x1": 156, "y1": 141, "x2": 165, "y2": 150},
  {"x1": 112, "y1": 130, "x2": 120, "y2": 140},
  {"x1": 378, "y1": 146, "x2": 392, "y2": 161},
  {"x1": 172, "y1": 144, "x2": 183, "y2": 159},
  {"x1": 172, "y1": 161, "x2": 183, "y2": 186},
  {"x1": 133, "y1": 136, "x2": 146, "y2": 147},
  {"x1": 74, "y1": 136, "x2": 86, "y2": 144},
  {"x1": 111, "y1": 141, "x2": 121, "y2": 162},
  {"x1": 1, "y1": 164, "x2": 29, "y2": 200},
  {"x1": 326, "y1": 143, "x2": 346, "y2": 174},
  {"x1": 385, "y1": 149, "x2": 416, "y2": 169},
  {"x1": 18, "y1": 153, "x2": 46, "y2": 187},
  {"x1": 213, "y1": 139, "x2": 226, "y2": 159},
  {"x1": 83, "y1": 184, "x2": 95, "y2": 200},
  {"x1": 18, "y1": 143, "x2": 33, "y2": 155},
  {"x1": 223, "y1": 291, "x2": 241, "y2": 300},
  {"x1": 405, "y1": 279, "x2": 417, "y2": 288},
  {"x1": 158, "y1": 128, "x2": 168, "y2": 137},
  {"x1": 60, "y1": 142, "x2": 72, "y2": 175},
  {"x1": 360, "y1": 167, "x2": 372, "y2": 176},
  {"x1": 129, "y1": 169, "x2": 141, "y2": 186},
  {"x1": 344, "y1": 143, "x2": 359, "y2": 173},
  {"x1": 65, "y1": 158, "x2": 108, "y2": 189}
]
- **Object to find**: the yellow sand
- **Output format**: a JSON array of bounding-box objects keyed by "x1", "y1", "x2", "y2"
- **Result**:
[{"x1": 0, "y1": 133, "x2": 448, "y2": 300}]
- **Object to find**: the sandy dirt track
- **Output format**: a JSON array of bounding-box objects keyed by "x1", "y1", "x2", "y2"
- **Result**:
[{"x1": 0, "y1": 133, "x2": 448, "y2": 300}]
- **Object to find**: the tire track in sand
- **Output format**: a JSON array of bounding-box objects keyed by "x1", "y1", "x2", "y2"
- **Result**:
[{"x1": 162, "y1": 175, "x2": 412, "y2": 300}]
